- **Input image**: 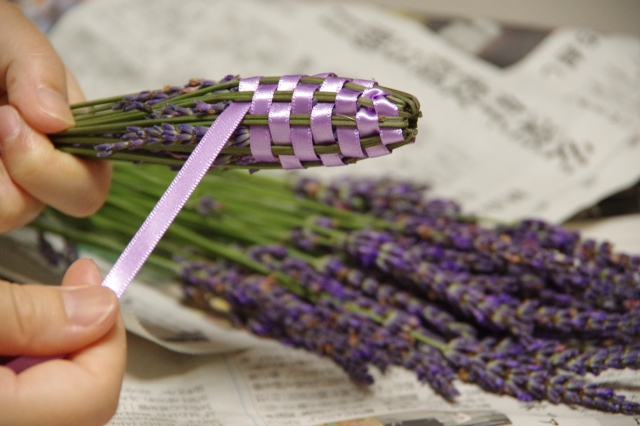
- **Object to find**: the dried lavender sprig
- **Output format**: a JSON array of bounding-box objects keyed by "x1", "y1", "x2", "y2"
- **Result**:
[
  {"x1": 297, "y1": 177, "x2": 640, "y2": 312},
  {"x1": 408, "y1": 220, "x2": 640, "y2": 312},
  {"x1": 294, "y1": 176, "x2": 446, "y2": 219},
  {"x1": 341, "y1": 230, "x2": 534, "y2": 335},
  {"x1": 404, "y1": 230, "x2": 640, "y2": 316},
  {"x1": 240, "y1": 245, "x2": 640, "y2": 412},
  {"x1": 442, "y1": 336, "x2": 640, "y2": 413},
  {"x1": 179, "y1": 257, "x2": 459, "y2": 398},
  {"x1": 318, "y1": 256, "x2": 477, "y2": 339},
  {"x1": 547, "y1": 341, "x2": 640, "y2": 376},
  {"x1": 542, "y1": 375, "x2": 640, "y2": 414},
  {"x1": 244, "y1": 245, "x2": 451, "y2": 347},
  {"x1": 341, "y1": 229, "x2": 640, "y2": 339},
  {"x1": 244, "y1": 245, "x2": 637, "y2": 383},
  {"x1": 528, "y1": 303, "x2": 640, "y2": 339}
]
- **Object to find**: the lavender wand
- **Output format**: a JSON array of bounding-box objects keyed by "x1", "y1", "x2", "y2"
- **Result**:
[{"x1": 50, "y1": 74, "x2": 421, "y2": 170}]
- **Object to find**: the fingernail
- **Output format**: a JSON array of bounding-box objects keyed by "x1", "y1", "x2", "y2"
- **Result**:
[
  {"x1": 84, "y1": 259, "x2": 104, "y2": 286},
  {"x1": 36, "y1": 87, "x2": 75, "y2": 126},
  {"x1": 62, "y1": 286, "x2": 116, "y2": 327},
  {"x1": 0, "y1": 106, "x2": 22, "y2": 146}
]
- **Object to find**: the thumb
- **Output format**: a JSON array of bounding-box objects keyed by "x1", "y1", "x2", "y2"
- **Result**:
[{"x1": 0, "y1": 259, "x2": 118, "y2": 357}]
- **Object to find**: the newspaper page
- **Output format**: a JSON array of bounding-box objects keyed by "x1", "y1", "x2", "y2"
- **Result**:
[
  {"x1": 11, "y1": 0, "x2": 638, "y2": 425},
  {"x1": 419, "y1": 17, "x2": 640, "y2": 220},
  {"x1": 106, "y1": 334, "x2": 640, "y2": 426}
]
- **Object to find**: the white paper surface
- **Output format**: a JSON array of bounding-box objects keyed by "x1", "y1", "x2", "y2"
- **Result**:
[
  {"x1": 111, "y1": 273, "x2": 260, "y2": 355},
  {"x1": 565, "y1": 213, "x2": 640, "y2": 255},
  {"x1": 107, "y1": 335, "x2": 640, "y2": 426}
]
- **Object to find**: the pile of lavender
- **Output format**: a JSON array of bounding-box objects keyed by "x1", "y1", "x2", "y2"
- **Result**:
[
  {"x1": 49, "y1": 75, "x2": 420, "y2": 170},
  {"x1": 33, "y1": 162, "x2": 640, "y2": 415}
]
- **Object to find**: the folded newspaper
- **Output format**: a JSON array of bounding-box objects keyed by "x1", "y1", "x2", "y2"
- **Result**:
[{"x1": 4, "y1": 0, "x2": 640, "y2": 425}]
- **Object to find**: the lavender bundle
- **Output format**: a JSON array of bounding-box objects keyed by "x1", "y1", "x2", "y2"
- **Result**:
[
  {"x1": 50, "y1": 74, "x2": 420, "y2": 170},
  {"x1": 32, "y1": 162, "x2": 640, "y2": 415}
]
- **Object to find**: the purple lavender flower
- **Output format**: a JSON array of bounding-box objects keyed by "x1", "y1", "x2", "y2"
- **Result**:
[
  {"x1": 320, "y1": 256, "x2": 477, "y2": 338},
  {"x1": 343, "y1": 230, "x2": 533, "y2": 334},
  {"x1": 180, "y1": 257, "x2": 458, "y2": 396}
]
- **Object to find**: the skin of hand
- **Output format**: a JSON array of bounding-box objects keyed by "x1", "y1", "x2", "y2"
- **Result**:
[
  {"x1": 0, "y1": 3, "x2": 125, "y2": 425},
  {"x1": 0, "y1": 1, "x2": 112, "y2": 234},
  {"x1": 0, "y1": 258, "x2": 126, "y2": 426}
]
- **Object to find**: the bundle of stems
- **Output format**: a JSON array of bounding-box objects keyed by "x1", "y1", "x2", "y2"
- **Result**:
[
  {"x1": 49, "y1": 75, "x2": 420, "y2": 170},
  {"x1": 32, "y1": 162, "x2": 640, "y2": 415}
]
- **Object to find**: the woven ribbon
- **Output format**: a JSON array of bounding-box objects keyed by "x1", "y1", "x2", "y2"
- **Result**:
[
  {"x1": 5, "y1": 74, "x2": 401, "y2": 373},
  {"x1": 242, "y1": 73, "x2": 403, "y2": 168}
]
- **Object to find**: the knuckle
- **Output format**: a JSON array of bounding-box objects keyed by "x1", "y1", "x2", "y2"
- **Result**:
[
  {"x1": 67, "y1": 161, "x2": 112, "y2": 218},
  {"x1": 0, "y1": 283, "x2": 39, "y2": 349},
  {"x1": 2, "y1": 128, "x2": 44, "y2": 178},
  {"x1": 16, "y1": 146, "x2": 49, "y2": 182}
]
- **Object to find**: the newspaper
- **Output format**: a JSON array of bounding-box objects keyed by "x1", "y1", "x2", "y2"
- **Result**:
[
  {"x1": 108, "y1": 332, "x2": 640, "y2": 426},
  {"x1": 12, "y1": 0, "x2": 640, "y2": 424}
]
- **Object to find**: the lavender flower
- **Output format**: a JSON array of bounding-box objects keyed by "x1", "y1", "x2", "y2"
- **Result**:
[
  {"x1": 320, "y1": 256, "x2": 477, "y2": 338},
  {"x1": 180, "y1": 257, "x2": 459, "y2": 397},
  {"x1": 33, "y1": 163, "x2": 640, "y2": 415}
]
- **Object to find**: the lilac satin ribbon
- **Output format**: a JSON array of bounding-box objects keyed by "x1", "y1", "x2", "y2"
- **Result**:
[
  {"x1": 290, "y1": 81, "x2": 321, "y2": 165},
  {"x1": 246, "y1": 73, "x2": 404, "y2": 169},
  {"x1": 313, "y1": 77, "x2": 348, "y2": 166},
  {"x1": 270, "y1": 75, "x2": 304, "y2": 170},
  {"x1": 247, "y1": 79, "x2": 277, "y2": 163},
  {"x1": 5, "y1": 97, "x2": 253, "y2": 374},
  {"x1": 101, "y1": 100, "x2": 251, "y2": 296}
]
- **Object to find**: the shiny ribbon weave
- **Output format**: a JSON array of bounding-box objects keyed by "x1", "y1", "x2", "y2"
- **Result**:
[
  {"x1": 51, "y1": 73, "x2": 420, "y2": 170},
  {"x1": 6, "y1": 74, "x2": 419, "y2": 372},
  {"x1": 240, "y1": 73, "x2": 407, "y2": 168}
]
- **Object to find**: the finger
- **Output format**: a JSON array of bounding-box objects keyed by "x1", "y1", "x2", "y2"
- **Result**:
[
  {"x1": 0, "y1": 313, "x2": 126, "y2": 426},
  {"x1": 0, "y1": 104, "x2": 112, "y2": 218},
  {"x1": 61, "y1": 258, "x2": 105, "y2": 289},
  {"x1": 66, "y1": 68, "x2": 85, "y2": 104},
  {"x1": 0, "y1": 2, "x2": 75, "y2": 133},
  {"x1": 0, "y1": 158, "x2": 43, "y2": 234},
  {"x1": 0, "y1": 67, "x2": 83, "y2": 107},
  {"x1": 0, "y1": 258, "x2": 118, "y2": 356}
]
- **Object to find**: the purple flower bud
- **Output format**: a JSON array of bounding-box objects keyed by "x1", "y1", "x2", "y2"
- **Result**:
[
  {"x1": 178, "y1": 124, "x2": 195, "y2": 134},
  {"x1": 176, "y1": 134, "x2": 194, "y2": 143}
]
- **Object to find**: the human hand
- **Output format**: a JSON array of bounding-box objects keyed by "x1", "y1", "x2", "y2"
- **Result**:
[
  {"x1": 0, "y1": 258, "x2": 126, "y2": 426},
  {"x1": 0, "y1": 1, "x2": 112, "y2": 233}
]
